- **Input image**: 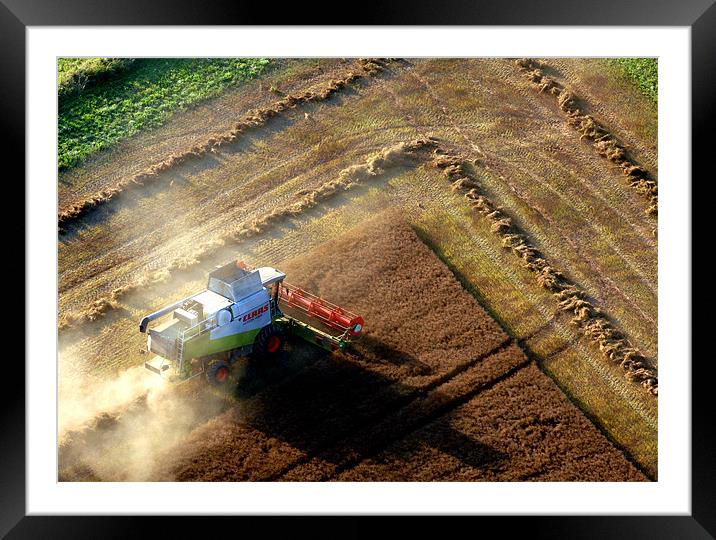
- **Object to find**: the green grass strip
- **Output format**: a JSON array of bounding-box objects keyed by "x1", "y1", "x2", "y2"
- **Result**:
[
  {"x1": 58, "y1": 58, "x2": 270, "y2": 170},
  {"x1": 612, "y1": 58, "x2": 658, "y2": 104},
  {"x1": 58, "y1": 58, "x2": 137, "y2": 99}
]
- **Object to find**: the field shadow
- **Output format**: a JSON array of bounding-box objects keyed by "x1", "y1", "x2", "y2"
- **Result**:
[
  {"x1": 419, "y1": 427, "x2": 508, "y2": 473},
  {"x1": 218, "y1": 336, "x2": 510, "y2": 481},
  {"x1": 59, "y1": 332, "x2": 510, "y2": 482}
]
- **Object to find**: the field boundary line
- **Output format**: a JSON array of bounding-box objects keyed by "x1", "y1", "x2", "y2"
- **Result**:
[
  {"x1": 57, "y1": 58, "x2": 392, "y2": 233},
  {"x1": 383, "y1": 70, "x2": 657, "y2": 396},
  {"x1": 416, "y1": 208, "x2": 657, "y2": 428}
]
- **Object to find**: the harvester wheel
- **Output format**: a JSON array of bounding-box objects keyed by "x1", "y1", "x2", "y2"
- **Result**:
[
  {"x1": 253, "y1": 324, "x2": 286, "y2": 359},
  {"x1": 206, "y1": 359, "x2": 231, "y2": 388}
]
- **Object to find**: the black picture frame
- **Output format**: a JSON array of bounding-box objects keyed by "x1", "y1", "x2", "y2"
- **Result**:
[{"x1": 6, "y1": 0, "x2": 707, "y2": 537}]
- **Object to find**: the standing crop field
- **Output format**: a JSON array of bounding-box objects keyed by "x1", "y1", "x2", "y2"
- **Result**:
[{"x1": 57, "y1": 57, "x2": 658, "y2": 481}]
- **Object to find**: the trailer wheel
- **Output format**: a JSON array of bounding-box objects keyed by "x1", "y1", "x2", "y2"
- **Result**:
[
  {"x1": 206, "y1": 359, "x2": 231, "y2": 387},
  {"x1": 253, "y1": 324, "x2": 286, "y2": 359}
]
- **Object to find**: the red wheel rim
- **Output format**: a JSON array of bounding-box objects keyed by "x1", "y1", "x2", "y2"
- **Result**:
[
  {"x1": 266, "y1": 335, "x2": 281, "y2": 353},
  {"x1": 215, "y1": 367, "x2": 229, "y2": 382}
]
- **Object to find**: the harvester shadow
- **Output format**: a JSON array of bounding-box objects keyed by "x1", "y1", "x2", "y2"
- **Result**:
[
  {"x1": 352, "y1": 334, "x2": 432, "y2": 376},
  {"x1": 59, "y1": 328, "x2": 508, "y2": 481},
  {"x1": 225, "y1": 337, "x2": 509, "y2": 480},
  {"x1": 232, "y1": 340, "x2": 331, "y2": 400}
]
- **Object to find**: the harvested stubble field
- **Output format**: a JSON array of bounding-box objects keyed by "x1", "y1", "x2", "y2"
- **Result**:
[{"x1": 58, "y1": 57, "x2": 658, "y2": 481}]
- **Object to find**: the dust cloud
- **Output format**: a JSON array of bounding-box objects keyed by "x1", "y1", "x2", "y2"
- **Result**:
[{"x1": 59, "y1": 364, "x2": 229, "y2": 481}]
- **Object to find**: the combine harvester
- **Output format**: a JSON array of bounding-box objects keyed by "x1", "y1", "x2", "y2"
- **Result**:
[{"x1": 139, "y1": 261, "x2": 364, "y2": 387}]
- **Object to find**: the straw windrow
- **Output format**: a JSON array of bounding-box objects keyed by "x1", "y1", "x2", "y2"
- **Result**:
[
  {"x1": 58, "y1": 137, "x2": 436, "y2": 332},
  {"x1": 58, "y1": 59, "x2": 392, "y2": 233},
  {"x1": 515, "y1": 58, "x2": 658, "y2": 220},
  {"x1": 59, "y1": 135, "x2": 657, "y2": 398},
  {"x1": 430, "y1": 149, "x2": 658, "y2": 397}
]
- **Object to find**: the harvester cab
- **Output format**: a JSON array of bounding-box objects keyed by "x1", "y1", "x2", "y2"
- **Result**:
[{"x1": 139, "y1": 260, "x2": 364, "y2": 386}]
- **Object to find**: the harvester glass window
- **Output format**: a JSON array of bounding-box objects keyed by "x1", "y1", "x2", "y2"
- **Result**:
[{"x1": 268, "y1": 282, "x2": 281, "y2": 314}]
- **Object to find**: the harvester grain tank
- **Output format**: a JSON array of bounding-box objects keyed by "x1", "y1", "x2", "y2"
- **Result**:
[{"x1": 139, "y1": 261, "x2": 364, "y2": 386}]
